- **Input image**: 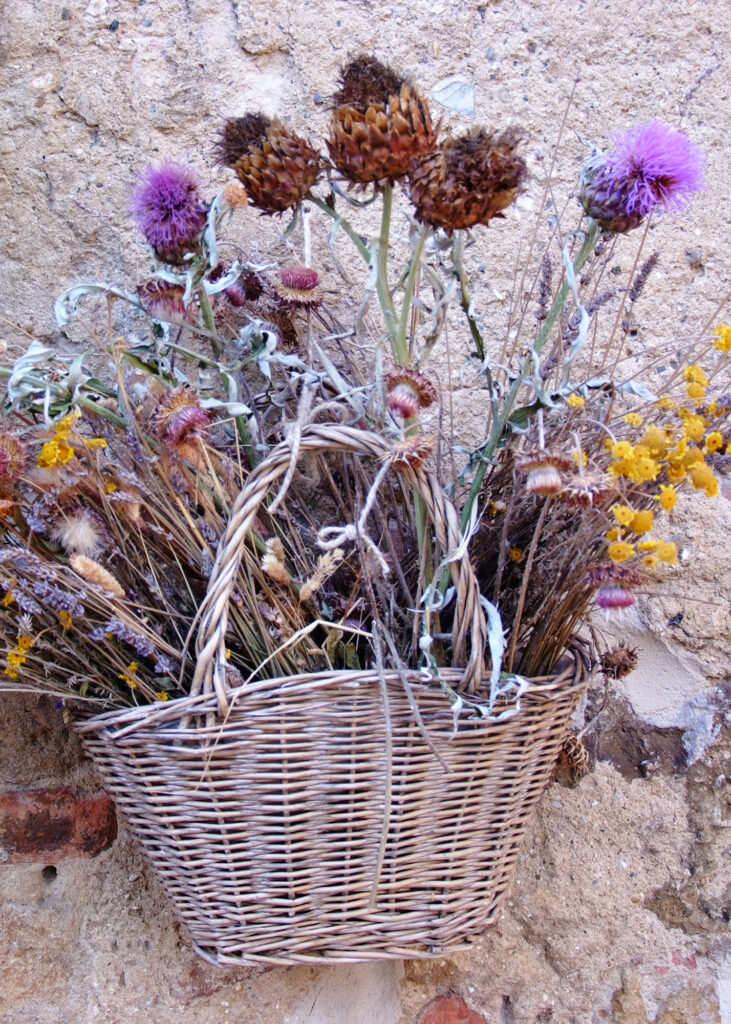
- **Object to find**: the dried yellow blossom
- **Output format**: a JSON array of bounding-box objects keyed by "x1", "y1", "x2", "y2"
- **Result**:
[
  {"x1": 119, "y1": 661, "x2": 139, "y2": 688},
  {"x1": 611, "y1": 504, "x2": 635, "y2": 527},
  {"x1": 682, "y1": 416, "x2": 706, "y2": 442},
  {"x1": 712, "y1": 323, "x2": 731, "y2": 353},
  {"x1": 637, "y1": 539, "x2": 659, "y2": 552},
  {"x1": 611, "y1": 441, "x2": 634, "y2": 460},
  {"x1": 657, "y1": 485, "x2": 677, "y2": 511},
  {"x1": 606, "y1": 527, "x2": 620, "y2": 542},
  {"x1": 643, "y1": 555, "x2": 659, "y2": 567},
  {"x1": 685, "y1": 382, "x2": 706, "y2": 400},
  {"x1": 623, "y1": 412, "x2": 643, "y2": 426},
  {"x1": 566, "y1": 394, "x2": 585, "y2": 408},
  {"x1": 705, "y1": 431, "x2": 723, "y2": 452},
  {"x1": 630, "y1": 509, "x2": 654, "y2": 535},
  {"x1": 656, "y1": 395, "x2": 676, "y2": 411},
  {"x1": 657, "y1": 541, "x2": 678, "y2": 564},
  {"x1": 608, "y1": 540, "x2": 635, "y2": 563},
  {"x1": 682, "y1": 365, "x2": 708, "y2": 386},
  {"x1": 643, "y1": 426, "x2": 671, "y2": 452},
  {"x1": 508, "y1": 547, "x2": 523, "y2": 561},
  {"x1": 688, "y1": 461, "x2": 719, "y2": 497},
  {"x1": 633, "y1": 456, "x2": 659, "y2": 482}
]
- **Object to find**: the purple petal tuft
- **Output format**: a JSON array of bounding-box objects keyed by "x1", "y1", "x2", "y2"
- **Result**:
[
  {"x1": 603, "y1": 121, "x2": 705, "y2": 217},
  {"x1": 130, "y1": 163, "x2": 207, "y2": 261}
]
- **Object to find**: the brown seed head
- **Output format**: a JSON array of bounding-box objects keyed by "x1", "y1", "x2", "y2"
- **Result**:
[
  {"x1": 334, "y1": 56, "x2": 403, "y2": 109},
  {"x1": 600, "y1": 644, "x2": 639, "y2": 679},
  {"x1": 328, "y1": 57, "x2": 436, "y2": 186},
  {"x1": 409, "y1": 128, "x2": 527, "y2": 232},
  {"x1": 559, "y1": 472, "x2": 612, "y2": 507},
  {"x1": 218, "y1": 114, "x2": 320, "y2": 214}
]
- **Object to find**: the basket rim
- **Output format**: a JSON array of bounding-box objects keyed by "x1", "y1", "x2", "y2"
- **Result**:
[{"x1": 74, "y1": 649, "x2": 592, "y2": 738}]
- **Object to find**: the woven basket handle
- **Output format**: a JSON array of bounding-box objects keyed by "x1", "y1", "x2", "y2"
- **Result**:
[{"x1": 191, "y1": 424, "x2": 487, "y2": 714}]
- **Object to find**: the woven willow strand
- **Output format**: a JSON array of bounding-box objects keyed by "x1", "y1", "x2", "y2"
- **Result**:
[{"x1": 191, "y1": 424, "x2": 488, "y2": 713}]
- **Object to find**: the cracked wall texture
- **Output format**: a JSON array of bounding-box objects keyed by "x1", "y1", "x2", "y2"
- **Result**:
[{"x1": 1, "y1": 0, "x2": 729, "y2": 1021}]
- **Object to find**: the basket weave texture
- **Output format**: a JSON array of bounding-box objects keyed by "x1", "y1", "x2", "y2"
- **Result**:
[{"x1": 77, "y1": 426, "x2": 590, "y2": 966}]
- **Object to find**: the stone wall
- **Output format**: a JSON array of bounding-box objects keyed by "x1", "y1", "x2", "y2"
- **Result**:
[{"x1": 1, "y1": 1, "x2": 729, "y2": 1021}]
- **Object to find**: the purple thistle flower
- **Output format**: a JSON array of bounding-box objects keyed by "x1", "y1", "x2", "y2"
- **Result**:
[
  {"x1": 130, "y1": 163, "x2": 208, "y2": 264},
  {"x1": 580, "y1": 121, "x2": 704, "y2": 234}
]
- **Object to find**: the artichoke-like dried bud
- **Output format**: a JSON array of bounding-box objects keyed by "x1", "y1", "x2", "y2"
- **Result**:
[
  {"x1": 409, "y1": 128, "x2": 527, "y2": 232},
  {"x1": 600, "y1": 643, "x2": 639, "y2": 679},
  {"x1": 385, "y1": 368, "x2": 438, "y2": 420},
  {"x1": 517, "y1": 450, "x2": 572, "y2": 497},
  {"x1": 217, "y1": 114, "x2": 320, "y2": 214},
  {"x1": 327, "y1": 56, "x2": 436, "y2": 186}
]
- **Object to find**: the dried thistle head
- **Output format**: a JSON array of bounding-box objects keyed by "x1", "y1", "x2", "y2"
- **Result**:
[
  {"x1": 274, "y1": 266, "x2": 323, "y2": 308},
  {"x1": 385, "y1": 369, "x2": 438, "y2": 420},
  {"x1": 137, "y1": 281, "x2": 188, "y2": 321},
  {"x1": 409, "y1": 128, "x2": 527, "y2": 232},
  {"x1": 389, "y1": 434, "x2": 435, "y2": 472},
  {"x1": 600, "y1": 643, "x2": 639, "y2": 679},
  {"x1": 559, "y1": 471, "x2": 612, "y2": 507},
  {"x1": 130, "y1": 163, "x2": 208, "y2": 265},
  {"x1": 217, "y1": 113, "x2": 320, "y2": 214},
  {"x1": 150, "y1": 388, "x2": 210, "y2": 447},
  {"x1": 517, "y1": 450, "x2": 572, "y2": 497},
  {"x1": 586, "y1": 563, "x2": 642, "y2": 617},
  {"x1": 327, "y1": 56, "x2": 436, "y2": 186}
]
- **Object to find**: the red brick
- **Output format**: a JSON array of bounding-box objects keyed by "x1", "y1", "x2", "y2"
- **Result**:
[
  {"x1": 418, "y1": 994, "x2": 489, "y2": 1024},
  {"x1": 0, "y1": 786, "x2": 117, "y2": 863}
]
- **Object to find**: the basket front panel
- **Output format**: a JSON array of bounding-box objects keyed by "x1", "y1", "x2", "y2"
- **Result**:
[{"x1": 80, "y1": 671, "x2": 582, "y2": 963}]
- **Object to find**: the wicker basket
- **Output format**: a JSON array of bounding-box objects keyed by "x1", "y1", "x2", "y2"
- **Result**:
[{"x1": 77, "y1": 425, "x2": 590, "y2": 966}]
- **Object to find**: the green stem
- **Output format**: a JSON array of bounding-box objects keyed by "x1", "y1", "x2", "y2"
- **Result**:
[
  {"x1": 452, "y1": 234, "x2": 485, "y2": 361},
  {"x1": 396, "y1": 225, "x2": 429, "y2": 367},
  {"x1": 376, "y1": 183, "x2": 400, "y2": 357},
  {"x1": 234, "y1": 414, "x2": 257, "y2": 468},
  {"x1": 305, "y1": 191, "x2": 370, "y2": 263},
  {"x1": 459, "y1": 220, "x2": 601, "y2": 532},
  {"x1": 198, "y1": 287, "x2": 223, "y2": 358}
]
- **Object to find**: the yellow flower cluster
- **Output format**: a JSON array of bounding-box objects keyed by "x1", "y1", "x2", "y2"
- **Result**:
[
  {"x1": 36, "y1": 410, "x2": 107, "y2": 471},
  {"x1": 603, "y1": 356, "x2": 727, "y2": 568},
  {"x1": 4, "y1": 634, "x2": 33, "y2": 678}
]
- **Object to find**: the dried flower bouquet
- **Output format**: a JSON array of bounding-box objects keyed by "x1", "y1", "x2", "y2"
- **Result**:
[{"x1": 1, "y1": 56, "x2": 728, "y2": 721}]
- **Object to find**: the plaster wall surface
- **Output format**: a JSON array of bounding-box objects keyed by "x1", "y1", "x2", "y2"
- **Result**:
[{"x1": 0, "y1": 1, "x2": 729, "y2": 1021}]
